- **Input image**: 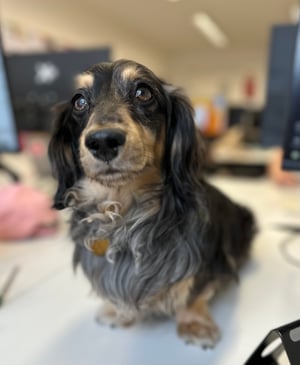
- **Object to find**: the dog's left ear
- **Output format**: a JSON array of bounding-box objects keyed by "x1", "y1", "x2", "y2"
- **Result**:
[
  {"x1": 163, "y1": 86, "x2": 204, "y2": 215},
  {"x1": 48, "y1": 102, "x2": 82, "y2": 209}
]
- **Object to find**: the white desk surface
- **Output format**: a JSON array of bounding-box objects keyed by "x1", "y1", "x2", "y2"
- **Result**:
[{"x1": 0, "y1": 177, "x2": 299, "y2": 365}]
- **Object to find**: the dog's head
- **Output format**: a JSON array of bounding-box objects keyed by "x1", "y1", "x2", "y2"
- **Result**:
[{"x1": 49, "y1": 59, "x2": 203, "y2": 212}]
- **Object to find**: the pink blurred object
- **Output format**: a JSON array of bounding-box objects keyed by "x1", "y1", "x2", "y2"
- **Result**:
[{"x1": 0, "y1": 184, "x2": 59, "y2": 240}]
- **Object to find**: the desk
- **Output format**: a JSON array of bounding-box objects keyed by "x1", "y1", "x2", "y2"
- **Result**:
[{"x1": 0, "y1": 177, "x2": 299, "y2": 365}]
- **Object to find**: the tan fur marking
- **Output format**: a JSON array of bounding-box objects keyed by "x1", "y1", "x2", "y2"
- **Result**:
[
  {"x1": 121, "y1": 66, "x2": 138, "y2": 81},
  {"x1": 176, "y1": 286, "x2": 220, "y2": 348},
  {"x1": 144, "y1": 277, "x2": 195, "y2": 316},
  {"x1": 96, "y1": 301, "x2": 136, "y2": 327},
  {"x1": 79, "y1": 105, "x2": 163, "y2": 189},
  {"x1": 75, "y1": 73, "x2": 94, "y2": 89},
  {"x1": 74, "y1": 168, "x2": 161, "y2": 218}
]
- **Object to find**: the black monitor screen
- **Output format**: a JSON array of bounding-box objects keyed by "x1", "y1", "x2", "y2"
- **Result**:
[
  {"x1": 6, "y1": 48, "x2": 110, "y2": 132},
  {"x1": 262, "y1": 22, "x2": 300, "y2": 171},
  {"x1": 262, "y1": 24, "x2": 297, "y2": 148},
  {"x1": 0, "y1": 45, "x2": 19, "y2": 152},
  {"x1": 282, "y1": 21, "x2": 300, "y2": 170}
]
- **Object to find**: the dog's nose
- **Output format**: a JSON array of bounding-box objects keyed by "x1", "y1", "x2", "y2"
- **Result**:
[{"x1": 85, "y1": 129, "x2": 126, "y2": 162}]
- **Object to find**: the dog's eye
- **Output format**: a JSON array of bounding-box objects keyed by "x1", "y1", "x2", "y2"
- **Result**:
[
  {"x1": 73, "y1": 95, "x2": 89, "y2": 112},
  {"x1": 135, "y1": 86, "x2": 152, "y2": 102}
]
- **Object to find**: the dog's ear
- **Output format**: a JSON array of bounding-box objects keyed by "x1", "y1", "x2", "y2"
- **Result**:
[
  {"x1": 48, "y1": 102, "x2": 82, "y2": 209},
  {"x1": 163, "y1": 86, "x2": 204, "y2": 215}
]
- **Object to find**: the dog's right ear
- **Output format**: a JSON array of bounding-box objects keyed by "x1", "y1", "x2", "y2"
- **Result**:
[{"x1": 48, "y1": 102, "x2": 82, "y2": 209}]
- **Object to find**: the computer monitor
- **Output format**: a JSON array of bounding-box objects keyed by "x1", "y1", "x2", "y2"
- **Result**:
[
  {"x1": 282, "y1": 21, "x2": 300, "y2": 170},
  {"x1": 5, "y1": 47, "x2": 110, "y2": 132},
  {"x1": 262, "y1": 24, "x2": 297, "y2": 147},
  {"x1": 0, "y1": 42, "x2": 19, "y2": 152},
  {"x1": 262, "y1": 22, "x2": 300, "y2": 171}
]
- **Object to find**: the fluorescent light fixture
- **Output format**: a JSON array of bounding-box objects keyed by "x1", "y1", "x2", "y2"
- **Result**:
[{"x1": 192, "y1": 12, "x2": 229, "y2": 48}]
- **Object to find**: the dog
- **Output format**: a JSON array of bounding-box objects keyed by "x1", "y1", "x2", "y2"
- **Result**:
[{"x1": 48, "y1": 59, "x2": 256, "y2": 348}]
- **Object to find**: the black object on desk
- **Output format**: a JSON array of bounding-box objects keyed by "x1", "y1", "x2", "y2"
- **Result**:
[{"x1": 245, "y1": 319, "x2": 300, "y2": 365}]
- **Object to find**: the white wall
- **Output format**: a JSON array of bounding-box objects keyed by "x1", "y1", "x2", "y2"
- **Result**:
[
  {"x1": 1, "y1": 0, "x2": 268, "y2": 107},
  {"x1": 0, "y1": 0, "x2": 167, "y2": 76},
  {"x1": 166, "y1": 48, "x2": 268, "y2": 108}
]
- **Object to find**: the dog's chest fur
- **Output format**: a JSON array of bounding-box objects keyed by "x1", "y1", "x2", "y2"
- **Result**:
[{"x1": 70, "y1": 178, "x2": 200, "y2": 314}]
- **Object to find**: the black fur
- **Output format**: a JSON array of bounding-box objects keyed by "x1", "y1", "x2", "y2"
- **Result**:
[
  {"x1": 49, "y1": 59, "x2": 256, "y2": 325},
  {"x1": 48, "y1": 102, "x2": 83, "y2": 209}
]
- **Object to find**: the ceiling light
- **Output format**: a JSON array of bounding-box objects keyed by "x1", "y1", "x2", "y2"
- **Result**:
[{"x1": 192, "y1": 12, "x2": 229, "y2": 48}]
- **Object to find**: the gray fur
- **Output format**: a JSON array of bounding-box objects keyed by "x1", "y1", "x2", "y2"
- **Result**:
[{"x1": 70, "y1": 181, "x2": 205, "y2": 310}]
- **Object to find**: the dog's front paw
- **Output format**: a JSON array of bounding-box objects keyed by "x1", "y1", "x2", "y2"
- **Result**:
[
  {"x1": 95, "y1": 301, "x2": 135, "y2": 328},
  {"x1": 177, "y1": 312, "x2": 220, "y2": 348}
]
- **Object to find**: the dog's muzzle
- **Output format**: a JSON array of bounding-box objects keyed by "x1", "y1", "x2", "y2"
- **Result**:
[{"x1": 85, "y1": 128, "x2": 126, "y2": 162}]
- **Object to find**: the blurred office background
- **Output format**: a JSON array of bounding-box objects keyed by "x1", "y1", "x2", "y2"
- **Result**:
[
  {"x1": 0, "y1": 2, "x2": 300, "y2": 365},
  {"x1": 0, "y1": 0, "x2": 299, "y2": 180},
  {"x1": 1, "y1": 0, "x2": 282, "y2": 106},
  {"x1": 1, "y1": 0, "x2": 297, "y2": 105}
]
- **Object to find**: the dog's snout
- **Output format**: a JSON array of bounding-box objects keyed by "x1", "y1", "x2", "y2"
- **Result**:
[{"x1": 85, "y1": 129, "x2": 126, "y2": 162}]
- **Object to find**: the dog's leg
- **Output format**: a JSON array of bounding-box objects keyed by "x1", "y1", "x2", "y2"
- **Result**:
[
  {"x1": 176, "y1": 293, "x2": 220, "y2": 348},
  {"x1": 95, "y1": 300, "x2": 136, "y2": 328}
]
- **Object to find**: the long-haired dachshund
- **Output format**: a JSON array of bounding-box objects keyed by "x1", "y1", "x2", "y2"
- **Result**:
[{"x1": 48, "y1": 59, "x2": 256, "y2": 348}]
